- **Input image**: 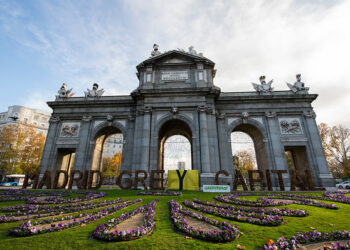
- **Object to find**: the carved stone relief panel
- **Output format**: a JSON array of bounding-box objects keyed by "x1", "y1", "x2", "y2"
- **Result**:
[
  {"x1": 278, "y1": 118, "x2": 303, "y2": 134},
  {"x1": 60, "y1": 122, "x2": 80, "y2": 137}
]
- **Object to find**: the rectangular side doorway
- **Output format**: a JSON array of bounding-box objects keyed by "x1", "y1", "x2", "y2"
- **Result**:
[
  {"x1": 55, "y1": 148, "x2": 76, "y2": 187},
  {"x1": 284, "y1": 146, "x2": 312, "y2": 189}
]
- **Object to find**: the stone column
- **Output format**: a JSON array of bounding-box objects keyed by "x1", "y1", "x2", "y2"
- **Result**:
[
  {"x1": 74, "y1": 116, "x2": 92, "y2": 171},
  {"x1": 303, "y1": 111, "x2": 334, "y2": 188},
  {"x1": 121, "y1": 115, "x2": 135, "y2": 172},
  {"x1": 39, "y1": 116, "x2": 60, "y2": 172},
  {"x1": 216, "y1": 113, "x2": 233, "y2": 183},
  {"x1": 140, "y1": 107, "x2": 152, "y2": 171},
  {"x1": 198, "y1": 106, "x2": 210, "y2": 173},
  {"x1": 265, "y1": 111, "x2": 290, "y2": 188},
  {"x1": 217, "y1": 113, "x2": 231, "y2": 171},
  {"x1": 132, "y1": 111, "x2": 144, "y2": 172},
  {"x1": 206, "y1": 108, "x2": 221, "y2": 173}
]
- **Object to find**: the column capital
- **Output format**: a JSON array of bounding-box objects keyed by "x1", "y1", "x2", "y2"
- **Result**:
[
  {"x1": 82, "y1": 115, "x2": 92, "y2": 122},
  {"x1": 197, "y1": 105, "x2": 207, "y2": 113},
  {"x1": 216, "y1": 112, "x2": 226, "y2": 119},
  {"x1": 303, "y1": 110, "x2": 316, "y2": 118},
  {"x1": 49, "y1": 116, "x2": 60, "y2": 123},
  {"x1": 128, "y1": 115, "x2": 135, "y2": 121},
  {"x1": 265, "y1": 111, "x2": 277, "y2": 118},
  {"x1": 143, "y1": 106, "x2": 152, "y2": 114}
]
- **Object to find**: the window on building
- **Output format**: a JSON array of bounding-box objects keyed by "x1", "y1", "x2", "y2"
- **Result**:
[
  {"x1": 146, "y1": 73, "x2": 152, "y2": 82},
  {"x1": 34, "y1": 116, "x2": 39, "y2": 121},
  {"x1": 33, "y1": 122, "x2": 37, "y2": 125},
  {"x1": 41, "y1": 124, "x2": 45, "y2": 127},
  {"x1": 198, "y1": 71, "x2": 204, "y2": 81},
  {"x1": 41, "y1": 117, "x2": 47, "y2": 122},
  {"x1": 23, "y1": 118, "x2": 28, "y2": 123}
]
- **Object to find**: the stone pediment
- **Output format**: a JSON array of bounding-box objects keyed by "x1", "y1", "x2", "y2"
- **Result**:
[
  {"x1": 136, "y1": 50, "x2": 215, "y2": 70},
  {"x1": 162, "y1": 57, "x2": 191, "y2": 64}
]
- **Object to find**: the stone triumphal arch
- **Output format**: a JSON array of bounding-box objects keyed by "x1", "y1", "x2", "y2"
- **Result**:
[{"x1": 39, "y1": 45, "x2": 334, "y2": 189}]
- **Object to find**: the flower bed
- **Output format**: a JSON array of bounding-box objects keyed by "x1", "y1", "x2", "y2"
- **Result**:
[
  {"x1": 323, "y1": 191, "x2": 350, "y2": 204},
  {"x1": 0, "y1": 198, "x2": 125, "y2": 223},
  {"x1": 169, "y1": 200, "x2": 239, "y2": 243},
  {"x1": 264, "y1": 230, "x2": 350, "y2": 249},
  {"x1": 260, "y1": 195, "x2": 339, "y2": 209},
  {"x1": 192, "y1": 199, "x2": 308, "y2": 217},
  {"x1": 93, "y1": 199, "x2": 159, "y2": 241},
  {"x1": 0, "y1": 189, "x2": 69, "y2": 202},
  {"x1": 215, "y1": 194, "x2": 285, "y2": 207},
  {"x1": 215, "y1": 193, "x2": 339, "y2": 209},
  {"x1": 8, "y1": 199, "x2": 142, "y2": 237},
  {"x1": 183, "y1": 200, "x2": 283, "y2": 226},
  {"x1": 27, "y1": 191, "x2": 106, "y2": 204},
  {"x1": 137, "y1": 191, "x2": 182, "y2": 196}
]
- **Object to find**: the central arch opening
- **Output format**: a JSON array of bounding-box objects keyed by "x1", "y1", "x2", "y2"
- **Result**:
[
  {"x1": 158, "y1": 119, "x2": 193, "y2": 183},
  {"x1": 91, "y1": 126, "x2": 123, "y2": 184},
  {"x1": 231, "y1": 123, "x2": 268, "y2": 182}
]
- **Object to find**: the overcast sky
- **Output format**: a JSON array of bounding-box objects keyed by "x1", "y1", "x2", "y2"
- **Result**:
[{"x1": 0, "y1": 0, "x2": 349, "y2": 127}]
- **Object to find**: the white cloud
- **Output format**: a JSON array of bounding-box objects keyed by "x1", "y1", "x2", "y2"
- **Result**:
[{"x1": 0, "y1": 0, "x2": 349, "y2": 126}]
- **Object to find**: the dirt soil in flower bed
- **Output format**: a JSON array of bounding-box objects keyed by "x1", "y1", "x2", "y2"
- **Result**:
[
  {"x1": 183, "y1": 216, "x2": 222, "y2": 233},
  {"x1": 110, "y1": 213, "x2": 145, "y2": 233},
  {"x1": 297, "y1": 239, "x2": 350, "y2": 249},
  {"x1": 35, "y1": 196, "x2": 56, "y2": 201},
  {"x1": 269, "y1": 199, "x2": 295, "y2": 204}
]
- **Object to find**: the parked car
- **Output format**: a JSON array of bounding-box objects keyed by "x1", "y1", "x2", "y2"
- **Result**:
[{"x1": 336, "y1": 181, "x2": 350, "y2": 189}]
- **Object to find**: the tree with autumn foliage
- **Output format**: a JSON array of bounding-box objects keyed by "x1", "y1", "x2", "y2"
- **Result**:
[
  {"x1": 233, "y1": 150, "x2": 256, "y2": 178},
  {"x1": 0, "y1": 123, "x2": 46, "y2": 175},
  {"x1": 318, "y1": 123, "x2": 350, "y2": 178},
  {"x1": 101, "y1": 152, "x2": 122, "y2": 178}
]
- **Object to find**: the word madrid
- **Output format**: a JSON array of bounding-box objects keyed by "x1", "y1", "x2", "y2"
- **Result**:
[{"x1": 23, "y1": 169, "x2": 319, "y2": 191}]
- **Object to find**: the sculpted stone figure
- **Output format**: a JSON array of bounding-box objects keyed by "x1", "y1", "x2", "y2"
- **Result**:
[
  {"x1": 287, "y1": 74, "x2": 309, "y2": 94},
  {"x1": 57, "y1": 83, "x2": 74, "y2": 98},
  {"x1": 252, "y1": 76, "x2": 273, "y2": 94},
  {"x1": 84, "y1": 83, "x2": 104, "y2": 98},
  {"x1": 151, "y1": 44, "x2": 161, "y2": 57}
]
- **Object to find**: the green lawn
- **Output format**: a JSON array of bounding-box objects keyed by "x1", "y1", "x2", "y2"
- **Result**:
[{"x1": 0, "y1": 190, "x2": 349, "y2": 250}]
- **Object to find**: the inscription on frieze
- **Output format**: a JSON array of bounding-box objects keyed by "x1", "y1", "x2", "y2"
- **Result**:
[{"x1": 161, "y1": 71, "x2": 188, "y2": 81}]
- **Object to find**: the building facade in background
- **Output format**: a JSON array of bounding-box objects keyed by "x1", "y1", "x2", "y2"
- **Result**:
[
  {"x1": 39, "y1": 46, "x2": 334, "y2": 189},
  {"x1": 0, "y1": 105, "x2": 51, "y2": 135},
  {"x1": 103, "y1": 134, "x2": 123, "y2": 158}
]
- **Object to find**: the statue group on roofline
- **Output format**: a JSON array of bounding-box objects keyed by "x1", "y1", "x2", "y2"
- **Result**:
[
  {"x1": 56, "y1": 83, "x2": 104, "y2": 100},
  {"x1": 252, "y1": 74, "x2": 309, "y2": 94},
  {"x1": 84, "y1": 83, "x2": 105, "y2": 98},
  {"x1": 287, "y1": 74, "x2": 309, "y2": 94},
  {"x1": 252, "y1": 76, "x2": 274, "y2": 94},
  {"x1": 57, "y1": 83, "x2": 74, "y2": 99}
]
